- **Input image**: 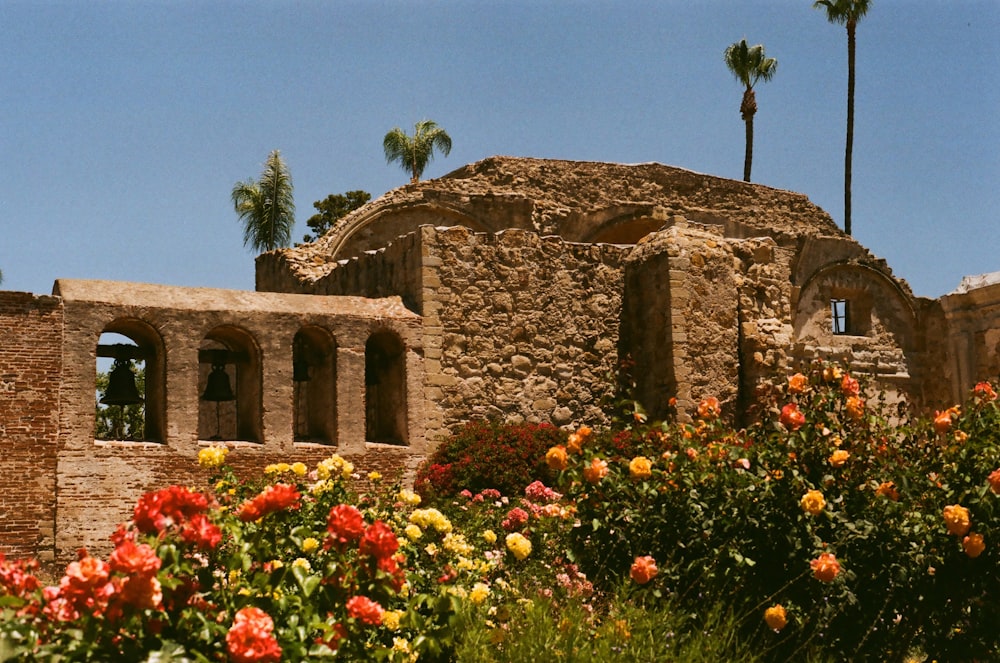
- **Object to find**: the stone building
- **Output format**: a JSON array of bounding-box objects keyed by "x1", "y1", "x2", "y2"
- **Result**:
[{"x1": 2, "y1": 156, "x2": 998, "y2": 563}]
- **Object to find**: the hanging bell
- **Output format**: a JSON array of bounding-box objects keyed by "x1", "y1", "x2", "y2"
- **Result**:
[
  {"x1": 201, "y1": 363, "x2": 236, "y2": 402},
  {"x1": 102, "y1": 358, "x2": 143, "y2": 406}
]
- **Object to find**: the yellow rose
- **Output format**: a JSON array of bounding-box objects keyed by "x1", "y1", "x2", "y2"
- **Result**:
[
  {"x1": 629, "y1": 456, "x2": 653, "y2": 480},
  {"x1": 404, "y1": 524, "x2": 423, "y2": 541},
  {"x1": 505, "y1": 532, "x2": 532, "y2": 560},
  {"x1": 301, "y1": 537, "x2": 320, "y2": 553},
  {"x1": 483, "y1": 529, "x2": 498, "y2": 545},
  {"x1": 197, "y1": 445, "x2": 228, "y2": 469},
  {"x1": 469, "y1": 583, "x2": 490, "y2": 605},
  {"x1": 291, "y1": 462, "x2": 307, "y2": 476},
  {"x1": 800, "y1": 489, "x2": 826, "y2": 516}
]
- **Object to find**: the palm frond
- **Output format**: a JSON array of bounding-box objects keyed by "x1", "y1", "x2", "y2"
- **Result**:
[{"x1": 231, "y1": 150, "x2": 294, "y2": 254}]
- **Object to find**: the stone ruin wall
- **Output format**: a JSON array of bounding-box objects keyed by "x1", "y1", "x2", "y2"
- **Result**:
[{"x1": 260, "y1": 225, "x2": 632, "y2": 441}]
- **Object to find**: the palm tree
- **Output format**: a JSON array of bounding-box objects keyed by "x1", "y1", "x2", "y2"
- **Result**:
[
  {"x1": 724, "y1": 39, "x2": 778, "y2": 183},
  {"x1": 232, "y1": 150, "x2": 295, "y2": 253},
  {"x1": 814, "y1": 0, "x2": 872, "y2": 236},
  {"x1": 383, "y1": 120, "x2": 452, "y2": 184}
]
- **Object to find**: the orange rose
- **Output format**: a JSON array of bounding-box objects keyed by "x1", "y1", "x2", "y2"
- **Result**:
[
  {"x1": 629, "y1": 555, "x2": 658, "y2": 585},
  {"x1": 934, "y1": 410, "x2": 952, "y2": 434},
  {"x1": 566, "y1": 426, "x2": 592, "y2": 454},
  {"x1": 583, "y1": 458, "x2": 609, "y2": 484},
  {"x1": 697, "y1": 397, "x2": 721, "y2": 420},
  {"x1": 787, "y1": 373, "x2": 808, "y2": 394},
  {"x1": 988, "y1": 468, "x2": 1000, "y2": 495},
  {"x1": 840, "y1": 374, "x2": 860, "y2": 397},
  {"x1": 943, "y1": 504, "x2": 971, "y2": 536},
  {"x1": 810, "y1": 553, "x2": 841, "y2": 582},
  {"x1": 845, "y1": 396, "x2": 865, "y2": 422},
  {"x1": 963, "y1": 533, "x2": 986, "y2": 558},
  {"x1": 545, "y1": 446, "x2": 568, "y2": 471},
  {"x1": 973, "y1": 382, "x2": 997, "y2": 402},
  {"x1": 764, "y1": 604, "x2": 787, "y2": 632},
  {"x1": 822, "y1": 365, "x2": 843, "y2": 382},
  {"x1": 829, "y1": 449, "x2": 850, "y2": 468},
  {"x1": 875, "y1": 481, "x2": 899, "y2": 501}
]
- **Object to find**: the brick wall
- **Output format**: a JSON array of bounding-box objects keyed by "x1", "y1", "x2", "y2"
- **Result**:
[{"x1": 0, "y1": 292, "x2": 62, "y2": 562}]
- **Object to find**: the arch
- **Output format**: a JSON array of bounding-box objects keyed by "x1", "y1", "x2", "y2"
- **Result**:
[
  {"x1": 329, "y1": 204, "x2": 489, "y2": 260},
  {"x1": 293, "y1": 326, "x2": 337, "y2": 444},
  {"x1": 793, "y1": 262, "x2": 917, "y2": 349},
  {"x1": 96, "y1": 319, "x2": 165, "y2": 443},
  {"x1": 198, "y1": 326, "x2": 262, "y2": 443},
  {"x1": 365, "y1": 330, "x2": 408, "y2": 445}
]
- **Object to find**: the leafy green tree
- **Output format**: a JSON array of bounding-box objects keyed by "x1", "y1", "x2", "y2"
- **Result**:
[
  {"x1": 724, "y1": 39, "x2": 778, "y2": 183},
  {"x1": 301, "y1": 190, "x2": 372, "y2": 243},
  {"x1": 383, "y1": 120, "x2": 452, "y2": 184},
  {"x1": 231, "y1": 149, "x2": 295, "y2": 253},
  {"x1": 814, "y1": 0, "x2": 872, "y2": 236},
  {"x1": 95, "y1": 363, "x2": 145, "y2": 441}
]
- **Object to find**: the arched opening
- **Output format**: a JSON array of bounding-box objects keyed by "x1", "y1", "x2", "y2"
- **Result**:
[
  {"x1": 293, "y1": 326, "x2": 337, "y2": 444},
  {"x1": 95, "y1": 320, "x2": 165, "y2": 443},
  {"x1": 365, "y1": 330, "x2": 408, "y2": 445},
  {"x1": 198, "y1": 326, "x2": 261, "y2": 443}
]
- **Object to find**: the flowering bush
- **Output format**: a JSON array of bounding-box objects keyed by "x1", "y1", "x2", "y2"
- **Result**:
[
  {"x1": 555, "y1": 369, "x2": 1000, "y2": 660},
  {"x1": 0, "y1": 453, "x2": 471, "y2": 661},
  {"x1": 414, "y1": 420, "x2": 566, "y2": 498}
]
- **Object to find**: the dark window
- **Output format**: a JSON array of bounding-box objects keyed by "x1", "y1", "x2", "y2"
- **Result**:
[{"x1": 831, "y1": 299, "x2": 850, "y2": 335}]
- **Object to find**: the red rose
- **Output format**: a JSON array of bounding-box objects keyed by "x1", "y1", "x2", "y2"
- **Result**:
[
  {"x1": 226, "y1": 607, "x2": 281, "y2": 663},
  {"x1": 359, "y1": 521, "x2": 399, "y2": 561},
  {"x1": 326, "y1": 504, "x2": 365, "y2": 548},
  {"x1": 346, "y1": 595, "x2": 384, "y2": 626},
  {"x1": 780, "y1": 404, "x2": 806, "y2": 431}
]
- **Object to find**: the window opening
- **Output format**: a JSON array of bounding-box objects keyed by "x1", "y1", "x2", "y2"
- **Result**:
[
  {"x1": 365, "y1": 331, "x2": 407, "y2": 445},
  {"x1": 831, "y1": 299, "x2": 850, "y2": 335},
  {"x1": 96, "y1": 328, "x2": 162, "y2": 442}
]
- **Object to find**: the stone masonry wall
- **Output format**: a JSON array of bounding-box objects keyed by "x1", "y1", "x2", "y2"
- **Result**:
[
  {"x1": 272, "y1": 225, "x2": 631, "y2": 442},
  {"x1": 0, "y1": 292, "x2": 62, "y2": 562},
  {"x1": 623, "y1": 222, "x2": 740, "y2": 421}
]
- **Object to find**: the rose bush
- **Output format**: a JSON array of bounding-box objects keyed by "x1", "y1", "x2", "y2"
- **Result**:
[{"x1": 554, "y1": 367, "x2": 1000, "y2": 660}]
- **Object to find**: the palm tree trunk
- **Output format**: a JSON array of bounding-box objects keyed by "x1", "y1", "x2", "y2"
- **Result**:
[
  {"x1": 744, "y1": 115, "x2": 754, "y2": 182},
  {"x1": 740, "y1": 87, "x2": 757, "y2": 182},
  {"x1": 844, "y1": 20, "x2": 856, "y2": 235}
]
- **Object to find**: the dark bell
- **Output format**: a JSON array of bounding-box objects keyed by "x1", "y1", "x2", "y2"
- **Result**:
[
  {"x1": 201, "y1": 364, "x2": 236, "y2": 402},
  {"x1": 102, "y1": 359, "x2": 143, "y2": 406}
]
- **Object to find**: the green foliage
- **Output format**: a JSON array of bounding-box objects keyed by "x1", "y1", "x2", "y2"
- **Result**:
[
  {"x1": 232, "y1": 149, "x2": 295, "y2": 254},
  {"x1": 95, "y1": 363, "x2": 145, "y2": 441},
  {"x1": 301, "y1": 190, "x2": 371, "y2": 243},
  {"x1": 383, "y1": 120, "x2": 452, "y2": 184},
  {"x1": 414, "y1": 420, "x2": 566, "y2": 499}
]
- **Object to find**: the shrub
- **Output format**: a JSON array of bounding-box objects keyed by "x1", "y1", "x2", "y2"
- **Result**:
[
  {"x1": 415, "y1": 420, "x2": 567, "y2": 498},
  {"x1": 554, "y1": 367, "x2": 1000, "y2": 661}
]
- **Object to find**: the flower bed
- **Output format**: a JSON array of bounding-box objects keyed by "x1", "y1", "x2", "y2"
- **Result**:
[{"x1": 2, "y1": 366, "x2": 999, "y2": 661}]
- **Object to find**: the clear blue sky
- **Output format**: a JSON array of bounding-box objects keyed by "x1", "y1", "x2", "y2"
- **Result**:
[{"x1": 1, "y1": 0, "x2": 997, "y2": 299}]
